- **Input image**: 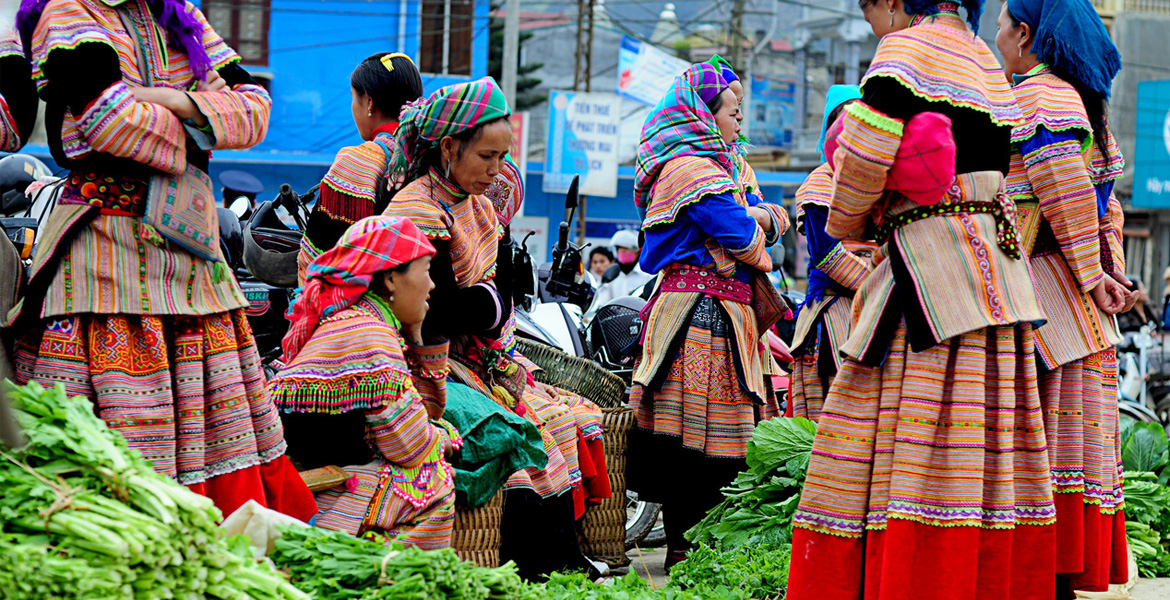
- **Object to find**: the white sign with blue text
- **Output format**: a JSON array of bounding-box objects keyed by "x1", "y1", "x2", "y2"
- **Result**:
[{"x1": 544, "y1": 91, "x2": 621, "y2": 198}]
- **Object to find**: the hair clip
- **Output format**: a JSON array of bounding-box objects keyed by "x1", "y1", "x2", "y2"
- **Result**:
[{"x1": 380, "y1": 53, "x2": 416, "y2": 72}]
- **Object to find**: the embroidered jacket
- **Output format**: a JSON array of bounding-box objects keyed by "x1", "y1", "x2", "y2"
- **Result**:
[
  {"x1": 829, "y1": 8, "x2": 1043, "y2": 364},
  {"x1": 1006, "y1": 66, "x2": 1125, "y2": 368}
]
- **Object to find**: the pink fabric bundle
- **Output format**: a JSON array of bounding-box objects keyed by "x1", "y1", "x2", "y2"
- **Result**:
[{"x1": 825, "y1": 111, "x2": 957, "y2": 206}]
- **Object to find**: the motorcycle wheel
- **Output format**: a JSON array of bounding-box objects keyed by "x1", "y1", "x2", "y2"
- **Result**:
[{"x1": 625, "y1": 490, "x2": 661, "y2": 550}]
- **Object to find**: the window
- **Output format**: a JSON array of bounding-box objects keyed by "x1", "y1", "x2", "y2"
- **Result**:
[
  {"x1": 203, "y1": 0, "x2": 270, "y2": 66},
  {"x1": 420, "y1": 0, "x2": 475, "y2": 76}
]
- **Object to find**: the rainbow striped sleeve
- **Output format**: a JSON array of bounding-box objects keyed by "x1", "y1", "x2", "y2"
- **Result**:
[
  {"x1": 826, "y1": 102, "x2": 903, "y2": 240},
  {"x1": 1021, "y1": 132, "x2": 1104, "y2": 292},
  {"x1": 817, "y1": 242, "x2": 871, "y2": 291},
  {"x1": 186, "y1": 83, "x2": 272, "y2": 150},
  {"x1": 77, "y1": 81, "x2": 188, "y2": 174},
  {"x1": 365, "y1": 387, "x2": 443, "y2": 469},
  {"x1": 1102, "y1": 193, "x2": 1125, "y2": 276},
  {"x1": 406, "y1": 341, "x2": 451, "y2": 420}
]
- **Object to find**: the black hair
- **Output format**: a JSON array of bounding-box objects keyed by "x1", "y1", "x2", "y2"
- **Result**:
[
  {"x1": 351, "y1": 53, "x2": 424, "y2": 121},
  {"x1": 1005, "y1": 8, "x2": 1110, "y2": 157},
  {"x1": 705, "y1": 90, "x2": 725, "y2": 114},
  {"x1": 401, "y1": 117, "x2": 510, "y2": 189},
  {"x1": 826, "y1": 101, "x2": 853, "y2": 131},
  {"x1": 590, "y1": 247, "x2": 615, "y2": 262}
]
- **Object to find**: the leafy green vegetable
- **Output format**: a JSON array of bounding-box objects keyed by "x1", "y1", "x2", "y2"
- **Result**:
[
  {"x1": 1120, "y1": 417, "x2": 1170, "y2": 578},
  {"x1": 686, "y1": 418, "x2": 815, "y2": 549},
  {"x1": 0, "y1": 381, "x2": 306, "y2": 600},
  {"x1": 1122, "y1": 421, "x2": 1170, "y2": 477}
]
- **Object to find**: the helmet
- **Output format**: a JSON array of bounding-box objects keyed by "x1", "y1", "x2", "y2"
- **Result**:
[
  {"x1": 242, "y1": 200, "x2": 301, "y2": 288},
  {"x1": 217, "y1": 207, "x2": 244, "y2": 270},
  {"x1": 589, "y1": 295, "x2": 646, "y2": 372},
  {"x1": 610, "y1": 229, "x2": 640, "y2": 250},
  {"x1": 0, "y1": 155, "x2": 51, "y2": 214}
]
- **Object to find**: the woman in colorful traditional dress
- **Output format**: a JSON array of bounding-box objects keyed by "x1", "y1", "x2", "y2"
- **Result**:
[
  {"x1": 705, "y1": 55, "x2": 763, "y2": 203},
  {"x1": 785, "y1": 2, "x2": 1058, "y2": 598},
  {"x1": 787, "y1": 84, "x2": 876, "y2": 423},
  {"x1": 269, "y1": 216, "x2": 458, "y2": 549},
  {"x1": 997, "y1": 0, "x2": 1130, "y2": 594},
  {"x1": 381, "y1": 77, "x2": 594, "y2": 579},
  {"x1": 10, "y1": 0, "x2": 315, "y2": 521},
  {"x1": 297, "y1": 53, "x2": 423, "y2": 284},
  {"x1": 629, "y1": 62, "x2": 789, "y2": 571},
  {"x1": 0, "y1": 27, "x2": 38, "y2": 152}
]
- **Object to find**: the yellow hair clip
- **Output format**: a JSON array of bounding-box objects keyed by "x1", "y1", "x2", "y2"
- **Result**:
[{"x1": 380, "y1": 53, "x2": 415, "y2": 72}]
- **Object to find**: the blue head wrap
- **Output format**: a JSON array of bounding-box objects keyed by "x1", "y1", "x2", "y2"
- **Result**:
[
  {"x1": 904, "y1": 0, "x2": 986, "y2": 34},
  {"x1": 706, "y1": 55, "x2": 739, "y2": 84},
  {"x1": 1005, "y1": 0, "x2": 1121, "y2": 98},
  {"x1": 818, "y1": 85, "x2": 862, "y2": 161}
]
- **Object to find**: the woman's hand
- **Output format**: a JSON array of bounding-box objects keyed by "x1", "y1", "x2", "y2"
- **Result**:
[
  {"x1": 1089, "y1": 274, "x2": 1129, "y2": 315},
  {"x1": 196, "y1": 70, "x2": 228, "y2": 93},
  {"x1": 746, "y1": 206, "x2": 773, "y2": 233},
  {"x1": 132, "y1": 85, "x2": 209, "y2": 127}
]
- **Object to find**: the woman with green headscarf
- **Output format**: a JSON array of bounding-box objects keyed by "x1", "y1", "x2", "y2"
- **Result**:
[{"x1": 383, "y1": 77, "x2": 596, "y2": 580}]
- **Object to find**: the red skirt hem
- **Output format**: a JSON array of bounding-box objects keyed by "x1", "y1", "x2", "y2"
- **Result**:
[
  {"x1": 787, "y1": 519, "x2": 1056, "y2": 600},
  {"x1": 1053, "y1": 492, "x2": 1128, "y2": 591},
  {"x1": 186, "y1": 455, "x2": 317, "y2": 523}
]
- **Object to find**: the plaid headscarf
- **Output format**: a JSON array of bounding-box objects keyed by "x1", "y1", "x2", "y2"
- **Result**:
[
  {"x1": 635, "y1": 63, "x2": 731, "y2": 218},
  {"x1": 390, "y1": 76, "x2": 511, "y2": 182},
  {"x1": 706, "y1": 54, "x2": 739, "y2": 84},
  {"x1": 283, "y1": 216, "x2": 436, "y2": 361},
  {"x1": 1006, "y1": 0, "x2": 1120, "y2": 98}
]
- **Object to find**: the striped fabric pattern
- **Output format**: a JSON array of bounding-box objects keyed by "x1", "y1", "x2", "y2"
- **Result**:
[
  {"x1": 1022, "y1": 137, "x2": 1105, "y2": 291},
  {"x1": 40, "y1": 213, "x2": 248, "y2": 318},
  {"x1": 269, "y1": 297, "x2": 418, "y2": 415},
  {"x1": 1030, "y1": 253, "x2": 1119, "y2": 368},
  {"x1": 794, "y1": 163, "x2": 835, "y2": 235},
  {"x1": 789, "y1": 297, "x2": 854, "y2": 423},
  {"x1": 0, "y1": 29, "x2": 21, "y2": 153},
  {"x1": 863, "y1": 9, "x2": 1024, "y2": 128},
  {"x1": 383, "y1": 170, "x2": 505, "y2": 287},
  {"x1": 322, "y1": 133, "x2": 395, "y2": 201},
  {"x1": 29, "y1": 0, "x2": 247, "y2": 172},
  {"x1": 313, "y1": 461, "x2": 456, "y2": 549},
  {"x1": 825, "y1": 102, "x2": 903, "y2": 240},
  {"x1": 643, "y1": 156, "x2": 738, "y2": 229},
  {"x1": 794, "y1": 323, "x2": 1056, "y2": 537},
  {"x1": 632, "y1": 296, "x2": 777, "y2": 458},
  {"x1": 15, "y1": 310, "x2": 288, "y2": 485},
  {"x1": 817, "y1": 243, "x2": 871, "y2": 291},
  {"x1": 841, "y1": 173, "x2": 1044, "y2": 361},
  {"x1": 1010, "y1": 68, "x2": 1092, "y2": 144},
  {"x1": 523, "y1": 388, "x2": 583, "y2": 488}
]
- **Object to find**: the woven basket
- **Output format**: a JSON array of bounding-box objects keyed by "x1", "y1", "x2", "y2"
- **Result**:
[
  {"x1": 452, "y1": 490, "x2": 504, "y2": 568},
  {"x1": 515, "y1": 339, "x2": 626, "y2": 409},
  {"x1": 578, "y1": 405, "x2": 635, "y2": 568}
]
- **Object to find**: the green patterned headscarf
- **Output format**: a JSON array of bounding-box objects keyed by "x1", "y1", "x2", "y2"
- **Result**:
[{"x1": 390, "y1": 76, "x2": 511, "y2": 183}]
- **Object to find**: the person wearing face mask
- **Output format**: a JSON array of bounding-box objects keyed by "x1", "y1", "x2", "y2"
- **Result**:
[
  {"x1": 298, "y1": 53, "x2": 424, "y2": 285},
  {"x1": 629, "y1": 63, "x2": 788, "y2": 571},
  {"x1": 269, "y1": 216, "x2": 459, "y2": 549},
  {"x1": 786, "y1": 1, "x2": 1056, "y2": 599},
  {"x1": 584, "y1": 229, "x2": 653, "y2": 322},
  {"x1": 383, "y1": 77, "x2": 599, "y2": 580},
  {"x1": 996, "y1": 0, "x2": 1131, "y2": 595}
]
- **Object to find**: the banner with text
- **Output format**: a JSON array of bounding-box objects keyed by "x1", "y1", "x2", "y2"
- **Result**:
[
  {"x1": 616, "y1": 36, "x2": 690, "y2": 107},
  {"x1": 544, "y1": 91, "x2": 621, "y2": 198}
]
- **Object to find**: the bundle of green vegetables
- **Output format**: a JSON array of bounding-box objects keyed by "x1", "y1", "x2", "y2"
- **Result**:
[
  {"x1": 686, "y1": 417, "x2": 816, "y2": 549},
  {"x1": 0, "y1": 381, "x2": 307, "y2": 600},
  {"x1": 270, "y1": 524, "x2": 529, "y2": 599},
  {"x1": 1121, "y1": 419, "x2": 1170, "y2": 577}
]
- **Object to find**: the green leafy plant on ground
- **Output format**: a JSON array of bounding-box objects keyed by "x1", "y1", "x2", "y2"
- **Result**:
[
  {"x1": 686, "y1": 417, "x2": 816, "y2": 550},
  {"x1": 1121, "y1": 419, "x2": 1170, "y2": 577}
]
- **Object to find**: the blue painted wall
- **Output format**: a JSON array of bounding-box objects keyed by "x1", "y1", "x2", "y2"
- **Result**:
[{"x1": 1132, "y1": 79, "x2": 1170, "y2": 209}]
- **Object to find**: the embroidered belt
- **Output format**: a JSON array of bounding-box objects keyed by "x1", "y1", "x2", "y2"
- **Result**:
[
  {"x1": 661, "y1": 264, "x2": 753, "y2": 305},
  {"x1": 58, "y1": 172, "x2": 149, "y2": 216},
  {"x1": 876, "y1": 192, "x2": 1022, "y2": 260}
]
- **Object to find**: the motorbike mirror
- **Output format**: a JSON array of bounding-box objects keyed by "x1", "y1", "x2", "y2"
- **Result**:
[
  {"x1": 565, "y1": 175, "x2": 579, "y2": 210},
  {"x1": 229, "y1": 197, "x2": 251, "y2": 219}
]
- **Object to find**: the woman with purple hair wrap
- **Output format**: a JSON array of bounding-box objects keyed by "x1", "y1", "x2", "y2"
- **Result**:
[{"x1": 8, "y1": 0, "x2": 317, "y2": 523}]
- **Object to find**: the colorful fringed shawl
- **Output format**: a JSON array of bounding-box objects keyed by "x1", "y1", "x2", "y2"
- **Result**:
[
  {"x1": 863, "y1": 7, "x2": 1023, "y2": 130},
  {"x1": 384, "y1": 161, "x2": 524, "y2": 287},
  {"x1": 635, "y1": 63, "x2": 732, "y2": 218}
]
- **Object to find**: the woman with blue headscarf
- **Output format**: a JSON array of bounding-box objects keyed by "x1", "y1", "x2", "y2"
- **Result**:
[
  {"x1": 996, "y1": 0, "x2": 1130, "y2": 594},
  {"x1": 787, "y1": 85, "x2": 876, "y2": 423},
  {"x1": 786, "y1": 1, "x2": 1055, "y2": 598}
]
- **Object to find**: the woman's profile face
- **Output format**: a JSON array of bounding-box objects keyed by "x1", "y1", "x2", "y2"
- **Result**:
[
  {"x1": 861, "y1": 0, "x2": 911, "y2": 39},
  {"x1": 351, "y1": 87, "x2": 374, "y2": 141},
  {"x1": 712, "y1": 88, "x2": 742, "y2": 145},
  {"x1": 386, "y1": 255, "x2": 435, "y2": 326},
  {"x1": 445, "y1": 120, "x2": 513, "y2": 195},
  {"x1": 995, "y1": 3, "x2": 1031, "y2": 80}
]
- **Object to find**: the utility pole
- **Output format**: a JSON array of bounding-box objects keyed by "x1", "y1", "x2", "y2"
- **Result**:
[
  {"x1": 572, "y1": 0, "x2": 594, "y2": 242},
  {"x1": 502, "y1": 0, "x2": 520, "y2": 104},
  {"x1": 742, "y1": 0, "x2": 780, "y2": 138},
  {"x1": 729, "y1": 0, "x2": 746, "y2": 70}
]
